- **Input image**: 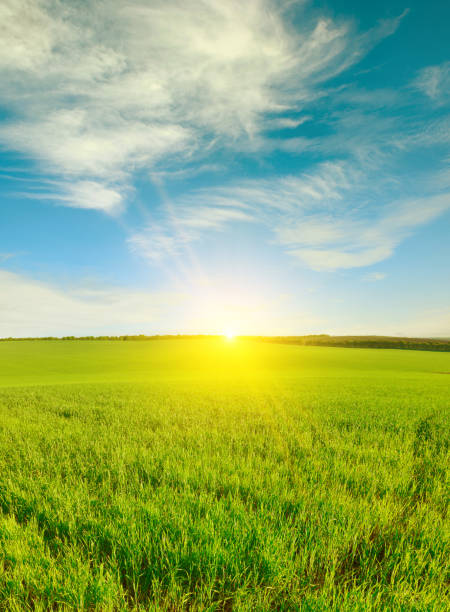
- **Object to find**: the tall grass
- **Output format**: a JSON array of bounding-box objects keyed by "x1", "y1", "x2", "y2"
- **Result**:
[{"x1": 0, "y1": 340, "x2": 448, "y2": 610}]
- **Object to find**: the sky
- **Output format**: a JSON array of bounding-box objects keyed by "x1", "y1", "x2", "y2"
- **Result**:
[{"x1": 0, "y1": 0, "x2": 449, "y2": 338}]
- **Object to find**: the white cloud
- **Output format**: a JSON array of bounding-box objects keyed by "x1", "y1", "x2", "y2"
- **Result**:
[
  {"x1": 276, "y1": 192, "x2": 450, "y2": 270},
  {"x1": 132, "y1": 162, "x2": 450, "y2": 270},
  {"x1": 0, "y1": 0, "x2": 62, "y2": 72},
  {"x1": 0, "y1": 0, "x2": 407, "y2": 212},
  {"x1": 19, "y1": 181, "x2": 125, "y2": 215},
  {"x1": 192, "y1": 161, "x2": 362, "y2": 213},
  {"x1": 266, "y1": 116, "x2": 312, "y2": 130},
  {"x1": 413, "y1": 61, "x2": 450, "y2": 103},
  {"x1": 363, "y1": 272, "x2": 386, "y2": 282},
  {"x1": 0, "y1": 269, "x2": 185, "y2": 337},
  {"x1": 128, "y1": 229, "x2": 180, "y2": 263},
  {"x1": 287, "y1": 86, "x2": 450, "y2": 166},
  {"x1": 0, "y1": 110, "x2": 190, "y2": 179},
  {"x1": 60, "y1": 181, "x2": 124, "y2": 214},
  {"x1": 431, "y1": 161, "x2": 450, "y2": 190},
  {"x1": 129, "y1": 205, "x2": 253, "y2": 261},
  {"x1": 129, "y1": 160, "x2": 363, "y2": 264},
  {"x1": 290, "y1": 245, "x2": 394, "y2": 271},
  {"x1": 395, "y1": 115, "x2": 450, "y2": 151}
]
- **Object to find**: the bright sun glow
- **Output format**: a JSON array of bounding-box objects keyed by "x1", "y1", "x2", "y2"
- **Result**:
[{"x1": 224, "y1": 331, "x2": 236, "y2": 341}]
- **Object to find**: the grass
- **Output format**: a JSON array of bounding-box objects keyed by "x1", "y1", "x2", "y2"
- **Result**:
[{"x1": 0, "y1": 339, "x2": 448, "y2": 610}]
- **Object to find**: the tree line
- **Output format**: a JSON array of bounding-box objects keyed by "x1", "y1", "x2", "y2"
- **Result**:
[
  {"x1": 243, "y1": 335, "x2": 450, "y2": 352},
  {"x1": 0, "y1": 334, "x2": 449, "y2": 351}
]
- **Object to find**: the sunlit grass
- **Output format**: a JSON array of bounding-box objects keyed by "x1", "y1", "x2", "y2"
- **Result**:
[{"x1": 0, "y1": 339, "x2": 448, "y2": 610}]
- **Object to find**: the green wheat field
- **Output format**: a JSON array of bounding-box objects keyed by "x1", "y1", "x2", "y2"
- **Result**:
[{"x1": 0, "y1": 339, "x2": 448, "y2": 611}]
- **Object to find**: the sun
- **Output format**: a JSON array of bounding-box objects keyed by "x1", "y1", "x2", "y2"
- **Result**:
[{"x1": 224, "y1": 330, "x2": 236, "y2": 341}]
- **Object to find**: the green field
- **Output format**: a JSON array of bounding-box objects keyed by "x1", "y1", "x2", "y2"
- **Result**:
[{"x1": 0, "y1": 339, "x2": 448, "y2": 610}]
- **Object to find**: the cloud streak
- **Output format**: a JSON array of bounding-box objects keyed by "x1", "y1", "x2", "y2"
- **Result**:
[
  {"x1": 278, "y1": 193, "x2": 450, "y2": 270},
  {"x1": 130, "y1": 162, "x2": 450, "y2": 270},
  {"x1": 413, "y1": 61, "x2": 450, "y2": 104},
  {"x1": 129, "y1": 205, "x2": 253, "y2": 262}
]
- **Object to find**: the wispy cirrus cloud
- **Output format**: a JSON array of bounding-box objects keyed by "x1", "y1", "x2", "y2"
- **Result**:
[
  {"x1": 276, "y1": 193, "x2": 450, "y2": 270},
  {"x1": 363, "y1": 272, "x2": 386, "y2": 282},
  {"x1": 0, "y1": 0, "x2": 407, "y2": 212},
  {"x1": 15, "y1": 180, "x2": 126, "y2": 215},
  {"x1": 129, "y1": 205, "x2": 253, "y2": 262},
  {"x1": 130, "y1": 162, "x2": 450, "y2": 270},
  {"x1": 413, "y1": 61, "x2": 450, "y2": 104},
  {"x1": 128, "y1": 160, "x2": 359, "y2": 262}
]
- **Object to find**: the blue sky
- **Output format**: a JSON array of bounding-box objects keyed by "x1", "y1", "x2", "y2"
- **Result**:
[{"x1": 0, "y1": 0, "x2": 449, "y2": 337}]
